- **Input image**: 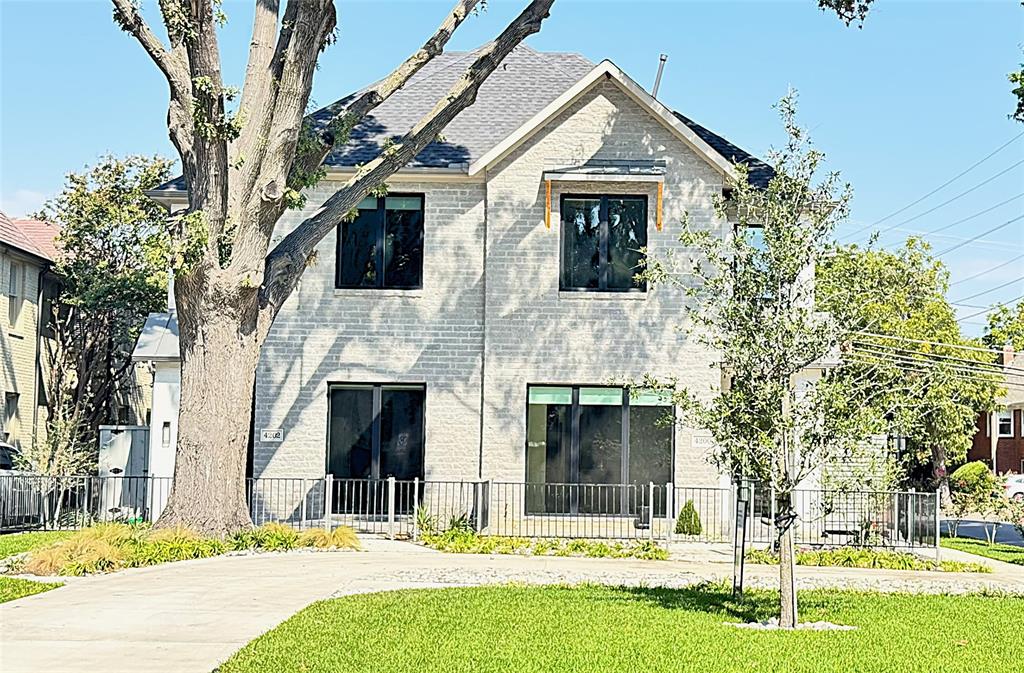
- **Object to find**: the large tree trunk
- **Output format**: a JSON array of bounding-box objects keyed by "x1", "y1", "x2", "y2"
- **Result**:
[
  {"x1": 777, "y1": 493, "x2": 798, "y2": 629},
  {"x1": 155, "y1": 279, "x2": 262, "y2": 536},
  {"x1": 931, "y1": 443, "x2": 951, "y2": 508}
]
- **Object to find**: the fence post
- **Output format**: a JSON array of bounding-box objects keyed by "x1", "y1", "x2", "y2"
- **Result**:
[
  {"x1": 665, "y1": 482, "x2": 674, "y2": 542},
  {"x1": 475, "y1": 480, "x2": 484, "y2": 533},
  {"x1": 648, "y1": 482, "x2": 655, "y2": 541},
  {"x1": 387, "y1": 476, "x2": 396, "y2": 540},
  {"x1": 324, "y1": 474, "x2": 334, "y2": 533},
  {"x1": 300, "y1": 478, "x2": 308, "y2": 531},
  {"x1": 935, "y1": 490, "x2": 941, "y2": 562},
  {"x1": 412, "y1": 477, "x2": 420, "y2": 541}
]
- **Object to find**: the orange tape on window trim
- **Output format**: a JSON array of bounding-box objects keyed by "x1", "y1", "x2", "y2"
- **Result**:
[
  {"x1": 656, "y1": 182, "x2": 664, "y2": 231},
  {"x1": 545, "y1": 180, "x2": 552, "y2": 229}
]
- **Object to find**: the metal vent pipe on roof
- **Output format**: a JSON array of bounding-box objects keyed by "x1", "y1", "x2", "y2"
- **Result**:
[{"x1": 652, "y1": 53, "x2": 668, "y2": 98}]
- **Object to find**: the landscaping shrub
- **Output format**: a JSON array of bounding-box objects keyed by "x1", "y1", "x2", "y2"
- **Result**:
[
  {"x1": 949, "y1": 461, "x2": 996, "y2": 494},
  {"x1": 746, "y1": 546, "x2": 990, "y2": 573},
  {"x1": 420, "y1": 531, "x2": 669, "y2": 560},
  {"x1": 674, "y1": 500, "x2": 703, "y2": 536},
  {"x1": 13, "y1": 522, "x2": 360, "y2": 576},
  {"x1": 296, "y1": 527, "x2": 361, "y2": 550}
]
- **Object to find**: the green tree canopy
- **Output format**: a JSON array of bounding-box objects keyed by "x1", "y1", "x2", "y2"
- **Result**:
[
  {"x1": 817, "y1": 239, "x2": 1001, "y2": 491},
  {"x1": 26, "y1": 155, "x2": 171, "y2": 473}
]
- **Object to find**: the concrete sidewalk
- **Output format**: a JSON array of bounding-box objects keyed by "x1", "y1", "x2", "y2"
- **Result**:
[{"x1": 1, "y1": 541, "x2": 1022, "y2": 673}]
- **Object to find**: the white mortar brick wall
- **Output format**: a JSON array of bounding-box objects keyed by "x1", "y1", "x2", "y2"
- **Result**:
[
  {"x1": 481, "y1": 80, "x2": 723, "y2": 487},
  {"x1": 254, "y1": 79, "x2": 727, "y2": 488},
  {"x1": 254, "y1": 181, "x2": 486, "y2": 480}
]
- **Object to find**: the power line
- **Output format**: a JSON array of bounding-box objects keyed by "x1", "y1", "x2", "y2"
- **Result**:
[
  {"x1": 949, "y1": 252, "x2": 1024, "y2": 286},
  {"x1": 863, "y1": 165, "x2": 1024, "y2": 241},
  {"x1": 845, "y1": 357, "x2": 1024, "y2": 390},
  {"x1": 850, "y1": 342, "x2": 1024, "y2": 376},
  {"x1": 935, "y1": 214, "x2": 1024, "y2": 257},
  {"x1": 863, "y1": 131, "x2": 1024, "y2": 228},
  {"x1": 950, "y1": 276, "x2": 1024, "y2": 304},
  {"x1": 852, "y1": 331, "x2": 1003, "y2": 354},
  {"x1": 957, "y1": 294, "x2": 1024, "y2": 322},
  {"x1": 841, "y1": 135, "x2": 1024, "y2": 242},
  {"x1": 895, "y1": 192, "x2": 1024, "y2": 239}
]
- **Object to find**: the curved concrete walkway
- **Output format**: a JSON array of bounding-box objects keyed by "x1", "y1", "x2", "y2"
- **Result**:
[{"x1": 2, "y1": 540, "x2": 1021, "y2": 673}]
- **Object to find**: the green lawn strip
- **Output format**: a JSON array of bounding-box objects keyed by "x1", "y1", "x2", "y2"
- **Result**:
[
  {"x1": 0, "y1": 531, "x2": 75, "y2": 559},
  {"x1": 217, "y1": 585, "x2": 1020, "y2": 673},
  {"x1": 0, "y1": 576, "x2": 61, "y2": 603},
  {"x1": 941, "y1": 537, "x2": 1024, "y2": 565}
]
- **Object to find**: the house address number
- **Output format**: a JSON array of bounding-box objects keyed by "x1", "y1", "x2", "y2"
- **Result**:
[{"x1": 261, "y1": 429, "x2": 284, "y2": 443}]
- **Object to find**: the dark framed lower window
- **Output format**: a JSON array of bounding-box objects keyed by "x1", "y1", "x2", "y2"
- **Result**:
[
  {"x1": 525, "y1": 386, "x2": 672, "y2": 515},
  {"x1": 560, "y1": 194, "x2": 647, "y2": 292},
  {"x1": 336, "y1": 194, "x2": 424, "y2": 289},
  {"x1": 327, "y1": 384, "x2": 425, "y2": 482}
]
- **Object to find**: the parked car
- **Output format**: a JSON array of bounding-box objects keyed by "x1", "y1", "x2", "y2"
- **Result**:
[
  {"x1": 0, "y1": 439, "x2": 20, "y2": 471},
  {"x1": 1006, "y1": 474, "x2": 1024, "y2": 503}
]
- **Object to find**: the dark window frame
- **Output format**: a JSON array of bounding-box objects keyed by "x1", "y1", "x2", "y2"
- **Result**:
[
  {"x1": 335, "y1": 193, "x2": 425, "y2": 290},
  {"x1": 324, "y1": 382, "x2": 427, "y2": 481},
  {"x1": 559, "y1": 193, "x2": 649, "y2": 293},
  {"x1": 524, "y1": 384, "x2": 675, "y2": 515}
]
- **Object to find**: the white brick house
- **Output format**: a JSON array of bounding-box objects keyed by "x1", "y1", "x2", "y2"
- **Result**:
[{"x1": 149, "y1": 47, "x2": 775, "y2": 508}]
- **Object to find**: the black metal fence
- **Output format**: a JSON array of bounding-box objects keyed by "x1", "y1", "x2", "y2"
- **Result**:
[{"x1": 0, "y1": 474, "x2": 938, "y2": 550}]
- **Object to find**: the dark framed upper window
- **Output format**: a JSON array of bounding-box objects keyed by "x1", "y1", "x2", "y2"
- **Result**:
[
  {"x1": 336, "y1": 194, "x2": 424, "y2": 289},
  {"x1": 560, "y1": 194, "x2": 647, "y2": 292}
]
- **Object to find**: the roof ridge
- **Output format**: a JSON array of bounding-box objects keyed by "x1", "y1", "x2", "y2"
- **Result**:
[{"x1": 528, "y1": 46, "x2": 588, "y2": 79}]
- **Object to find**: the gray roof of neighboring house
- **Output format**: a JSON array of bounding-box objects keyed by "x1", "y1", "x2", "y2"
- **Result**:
[
  {"x1": 132, "y1": 311, "x2": 180, "y2": 362},
  {"x1": 151, "y1": 46, "x2": 773, "y2": 193}
]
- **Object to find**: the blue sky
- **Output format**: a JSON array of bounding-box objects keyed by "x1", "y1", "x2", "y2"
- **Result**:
[{"x1": 1, "y1": 0, "x2": 1021, "y2": 333}]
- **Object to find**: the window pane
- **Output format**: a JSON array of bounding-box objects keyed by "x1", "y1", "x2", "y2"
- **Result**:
[
  {"x1": 383, "y1": 199, "x2": 423, "y2": 288},
  {"x1": 607, "y1": 197, "x2": 646, "y2": 290},
  {"x1": 561, "y1": 198, "x2": 600, "y2": 289},
  {"x1": 379, "y1": 387, "x2": 424, "y2": 480},
  {"x1": 579, "y1": 401, "x2": 622, "y2": 514},
  {"x1": 327, "y1": 387, "x2": 374, "y2": 479},
  {"x1": 998, "y1": 412, "x2": 1013, "y2": 436},
  {"x1": 628, "y1": 405, "x2": 672, "y2": 517},
  {"x1": 526, "y1": 401, "x2": 572, "y2": 513},
  {"x1": 338, "y1": 208, "x2": 379, "y2": 287}
]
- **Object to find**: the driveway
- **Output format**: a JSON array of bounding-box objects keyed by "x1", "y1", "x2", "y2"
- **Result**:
[{"x1": 2, "y1": 539, "x2": 1022, "y2": 673}]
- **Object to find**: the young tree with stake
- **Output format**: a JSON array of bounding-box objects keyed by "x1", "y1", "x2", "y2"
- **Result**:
[
  {"x1": 643, "y1": 95, "x2": 879, "y2": 627},
  {"x1": 110, "y1": 0, "x2": 556, "y2": 535}
]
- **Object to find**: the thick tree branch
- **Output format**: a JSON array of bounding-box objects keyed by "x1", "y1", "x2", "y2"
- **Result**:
[
  {"x1": 112, "y1": 0, "x2": 189, "y2": 99},
  {"x1": 112, "y1": 0, "x2": 196, "y2": 184},
  {"x1": 288, "y1": 0, "x2": 481, "y2": 187},
  {"x1": 260, "y1": 0, "x2": 556, "y2": 316}
]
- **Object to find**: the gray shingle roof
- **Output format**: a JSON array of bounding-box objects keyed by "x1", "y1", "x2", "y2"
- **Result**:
[
  {"x1": 132, "y1": 311, "x2": 179, "y2": 362},
  {"x1": 151, "y1": 47, "x2": 772, "y2": 192}
]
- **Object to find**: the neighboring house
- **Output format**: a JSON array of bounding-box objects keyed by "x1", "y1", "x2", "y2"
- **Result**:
[
  {"x1": 146, "y1": 48, "x2": 777, "y2": 507},
  {"x1": 0, "y1": 211, "x2": 60, "y2": 451},
  {"x1": 967, "y1": 345, "x2": 1023, "y2": 474}
]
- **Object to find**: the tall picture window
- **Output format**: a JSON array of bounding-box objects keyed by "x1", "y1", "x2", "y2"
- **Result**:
[
  {"x1": 560, "y1": 195, "x2": 647, "y2": 292},
  {"x1": 336, "y1": 194, "x2": 424, "y2": 289}
]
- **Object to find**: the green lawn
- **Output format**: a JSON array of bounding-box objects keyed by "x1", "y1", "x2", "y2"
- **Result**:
[
  {"x1": 218, "y1": 585, "x2": 1021, "y2": 673},
  {"x1": 0, "y1": 530, "x2": 75, "y2": 559},
  {"x1": 941, "y1": 537, "x2": 1024, "y2": 565},
  {"x1": 0, "y1": 576, "x2": 61, "y2": 603}
]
